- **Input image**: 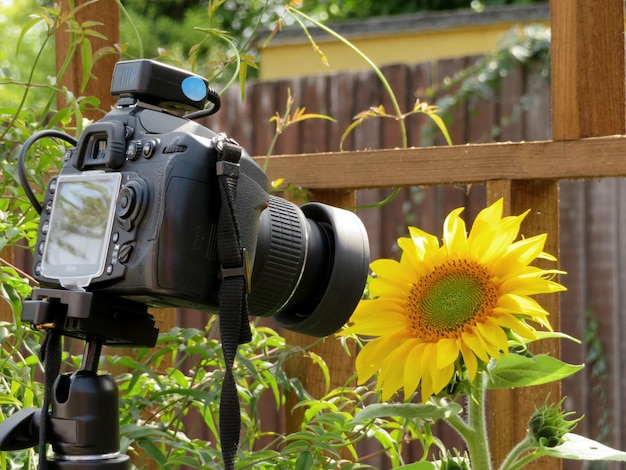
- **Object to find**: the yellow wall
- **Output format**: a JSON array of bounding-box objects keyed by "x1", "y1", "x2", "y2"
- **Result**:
[{"x1": 258, "y1": 8, "x2": 549, "y2": 80}]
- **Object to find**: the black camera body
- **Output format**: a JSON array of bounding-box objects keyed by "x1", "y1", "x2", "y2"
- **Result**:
[
  {"x1": 31, "y1": 60, "x2": 370, "y2": 337},
  {"x1": 33, "y1": 105, "x2": 266, "y2": 311}
]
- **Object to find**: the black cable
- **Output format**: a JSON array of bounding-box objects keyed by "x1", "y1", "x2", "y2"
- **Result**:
[
  {"x1": 18, "y1": 130, "x2": 77, "y2": 214},
  {"x1": 38, "y1": 331, "x2": 62, "y2": 469},
  {"x1": 184, "y1": 87, "x2": 221, "y2": 121}
]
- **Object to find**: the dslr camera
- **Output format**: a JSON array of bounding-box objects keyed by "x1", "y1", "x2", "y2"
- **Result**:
[{"x1": 30, "y1": 59, "x2": 370, "y2": 338}]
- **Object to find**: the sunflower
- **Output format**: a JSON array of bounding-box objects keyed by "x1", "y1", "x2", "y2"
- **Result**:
[{"x1": 342, "y1": 198, "x2": 566, "y2": 402}]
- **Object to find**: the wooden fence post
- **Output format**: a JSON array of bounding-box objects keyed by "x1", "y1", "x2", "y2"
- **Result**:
[
  {"x1": 487, "y1": 1, "x2": 625, "y2": 468},
  {"x1": 56, "y1": 0, "x2": 119, "y2": 118},
  {"x1": 283, "y1": 189, "x2": 358, "y2": 441}
]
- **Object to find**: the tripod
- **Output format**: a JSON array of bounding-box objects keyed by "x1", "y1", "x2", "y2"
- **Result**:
[{"x1": 0, "y1": 288, "x2": 159, "y2": 469}]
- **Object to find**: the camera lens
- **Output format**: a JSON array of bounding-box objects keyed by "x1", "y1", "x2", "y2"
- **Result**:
[{"x1": 248, "y1": 196, "x2": 370, "y2": 337}]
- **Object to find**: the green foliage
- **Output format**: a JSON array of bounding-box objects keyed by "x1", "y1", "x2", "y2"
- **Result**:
[
  {"x1": 486, "y1": 354, "x2": 583, "y2": 389},
  {"x1": 424, "y1": 24, "x2": 550, "y2": 144},
  {"x1": 0, "y1": 319, "x2": 44, "y2": 468},
  {"x1": 305, "y1": 0, "x2": 532, "y2": 21},
  {"x1": 119, "y1": 0, "x2": 282, "y2": 83}
]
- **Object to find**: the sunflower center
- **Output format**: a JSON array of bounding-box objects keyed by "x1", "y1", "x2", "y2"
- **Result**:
[{"x1": 408, "y1": 259, "x2": 498, "y2": 341}]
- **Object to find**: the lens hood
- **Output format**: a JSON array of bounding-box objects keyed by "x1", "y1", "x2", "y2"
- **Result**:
[{"x1": 249, "y1": 198, "x2": 370, "y2": 337}]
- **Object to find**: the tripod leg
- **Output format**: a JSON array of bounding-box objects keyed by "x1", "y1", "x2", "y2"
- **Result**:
[{"x1": 0, "y1": 408, "x2": 41, "y2": 451}]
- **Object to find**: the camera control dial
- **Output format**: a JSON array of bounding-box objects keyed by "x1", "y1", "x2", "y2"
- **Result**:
[{"x1": 115, "y1": 180, "x2": 146, "y2": 231}]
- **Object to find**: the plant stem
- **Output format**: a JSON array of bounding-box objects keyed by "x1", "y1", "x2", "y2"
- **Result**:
[
  {"x1": 288, "y1": 8, "x2": 408, "y2": 149},
  {"x1": 466, "y1": 371, "x2": 492, "y2": 469},
  {"x1": 498, "y1": 434, "x2": 538, "y2": 470}
]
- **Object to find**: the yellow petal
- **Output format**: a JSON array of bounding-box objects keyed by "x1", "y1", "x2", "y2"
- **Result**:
[
  {"x1": 371, "y1": 258, "x2": 415, "y2": 284},
  {"x1": 355, "y1": 335, "x2": 402, "y2": 384},
  {"x1": 477, "y1": 212, "x2": 527, "y2": 265},
  {"x1": 378, "y1": 339, "x2": 417, "y2": 401},
  {"x1": 399, "y1": 231, "x2": 440, "y2": 275},
  {"x1": 459, "y1": 339, "x2": 478, "y2": 381},
  {"x1": 499, "y1": 276, "x2": 566, "y2": 296},
  {"x1": 370, "y1": 276, "x2": 409, "y2": 298},
  {"x1": 443, "y1": 208, "x2": 467, "y2": 257},
  {"x1": 492, "y1": 310, "x2": 537, "y2": 339},
  {"x1": 431, "y1": 362, "x2": 455, "y2": 396},
  {"x1": 469, "y1": 198, "x2": 503, "y2": 241},
  {"x1": 468, "y1": 199, "x2": 504, "y2": 260},
  {"x1": 473, "y1": 324, "x2": 501, "y2": 360},
  {"x1": 408, "y1": 226, "x2": 441, "y2": 253},
  {"x1": 478, "y1": 317, "x2": 509, "y2": 353},
  {"x1": 343, "y1": 312, "x2": 408, "y2": 336},
  {"x1": 505, "y1": 233, "x2": 547, "y2": 264},
  {"x1": 419, "y1": 343, "x2": 436, "y2": 402},
  {"x1": 497, "y1": 294, "x2": 553, "y2": 330},
  {"x1": 404, "y1": 342, "x2": 427, "y2": 397},
  {"x1": 351, "y1": 298, "x2": 406, "y2": 319},
  {"x1": 461, "y1": 330, "x2": 490, "y2": 363},
  {"x1": 436, "y1": 337, "x2": 460, "y2": 369}
]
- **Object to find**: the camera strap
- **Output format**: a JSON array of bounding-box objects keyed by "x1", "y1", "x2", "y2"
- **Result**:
[{"x1": 214, "y1": 134, "x2": 252, "y2": 470}]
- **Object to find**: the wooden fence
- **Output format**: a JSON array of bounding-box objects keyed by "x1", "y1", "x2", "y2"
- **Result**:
[{"x1": 3, "y1": 1, "x2": 626, "y2": 468}]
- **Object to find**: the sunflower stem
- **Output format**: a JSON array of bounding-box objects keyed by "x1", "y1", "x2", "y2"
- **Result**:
[
  {"x1": 465, "y1": 371, "x2": 492, "y2": 470},
  {"x1": 498, "y1": 434, "x2": 538, "y2": 470}
]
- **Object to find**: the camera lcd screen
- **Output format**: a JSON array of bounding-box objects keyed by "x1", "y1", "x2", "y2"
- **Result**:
[{"x1": 42, "y1": 172, "x2": 122, "y2": 288}]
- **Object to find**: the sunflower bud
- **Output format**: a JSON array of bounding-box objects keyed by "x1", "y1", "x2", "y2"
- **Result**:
[
  {"x1": 434, "y1": 450, "x2": 471, "y2": 469},
  {"x1": 528, "y1": 397, "x2": 581, "y2": 447}
]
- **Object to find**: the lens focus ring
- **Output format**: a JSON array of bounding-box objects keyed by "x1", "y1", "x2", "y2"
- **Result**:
[{"x1": 248, "y1": 196, "x2": 307, "y2": 317}]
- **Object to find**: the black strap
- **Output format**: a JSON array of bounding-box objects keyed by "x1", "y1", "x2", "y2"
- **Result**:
[
  {"x1": 38, "y1": 331, "x2": 62, "y2": 469},
  {"x1": 215, "y1": 134, "x2": 252, "y2": 469}
]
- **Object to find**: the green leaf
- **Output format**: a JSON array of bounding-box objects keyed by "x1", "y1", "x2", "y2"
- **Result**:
[
  {"x1": 350, "y1": 401, "x2": 462, "y2": 424},
  {"x1": 295, "y1": 450, "x2": 314, "y2": 470},
  {"x1": 17, "y1": 17, "x2": 44, "y2": 55},
  {"x1": 394, "y1": 463, "x2": 435, "y2": 470},
  {"x1": 138, "y1": 440, "x2": 169, "y2": 467},
  {"x1": 80, "y1": 39, "x2": 92, "y2": 92},
  {"x1": 488, "y1": 354, "x2": 583, "y2": 389},
  {"x1": 0, "y1": 395, "x2": 22, "y2": 406},
  {"x1": 543, "y1": 433, "x2": 626, "y2": 461}
]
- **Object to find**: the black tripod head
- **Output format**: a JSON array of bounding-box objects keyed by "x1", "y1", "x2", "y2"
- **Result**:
[{"x1": 0, "y1": 288, "x2": 159, "y2": 469}]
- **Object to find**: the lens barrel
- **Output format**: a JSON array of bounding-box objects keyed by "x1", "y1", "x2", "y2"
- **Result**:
[{"x1": 249, "y1": 196, "x2": 370, "y2": 337}]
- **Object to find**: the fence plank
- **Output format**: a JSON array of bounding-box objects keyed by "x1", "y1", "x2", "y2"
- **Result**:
[{"x1": 254, "y1": 136, "x2": 626, "y2": 190}]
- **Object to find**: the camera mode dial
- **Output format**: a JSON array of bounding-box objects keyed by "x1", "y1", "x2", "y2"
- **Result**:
[{"x1": 115, "y1": 179, "x2": 146, "y2": 231}]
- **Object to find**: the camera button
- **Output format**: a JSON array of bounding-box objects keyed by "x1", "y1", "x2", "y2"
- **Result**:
[
  {"x1": 106, "y1": 264, "x2": 114, "y2": 275},
  {"x1": 126, "y1": 141, "x2": 140, "y2": 161},
  {"x1": 143, "y1": 140, "x2": 157, "y2": 158},
  {"x1": 45, "y1": 200, "x2": 53, "y2": 214},
  {"x1": 38, "y1": 241, "x2": 45, "y2": 255},
  {"x1": 49, "y1": 178, "x2": 58, "y2": 194},
  {"x1": 118, "y1": 244, "x2": 133, "y2": 264},
  {"x1": 41, "y1": 220, "x2": 49, "y2": 235}
]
